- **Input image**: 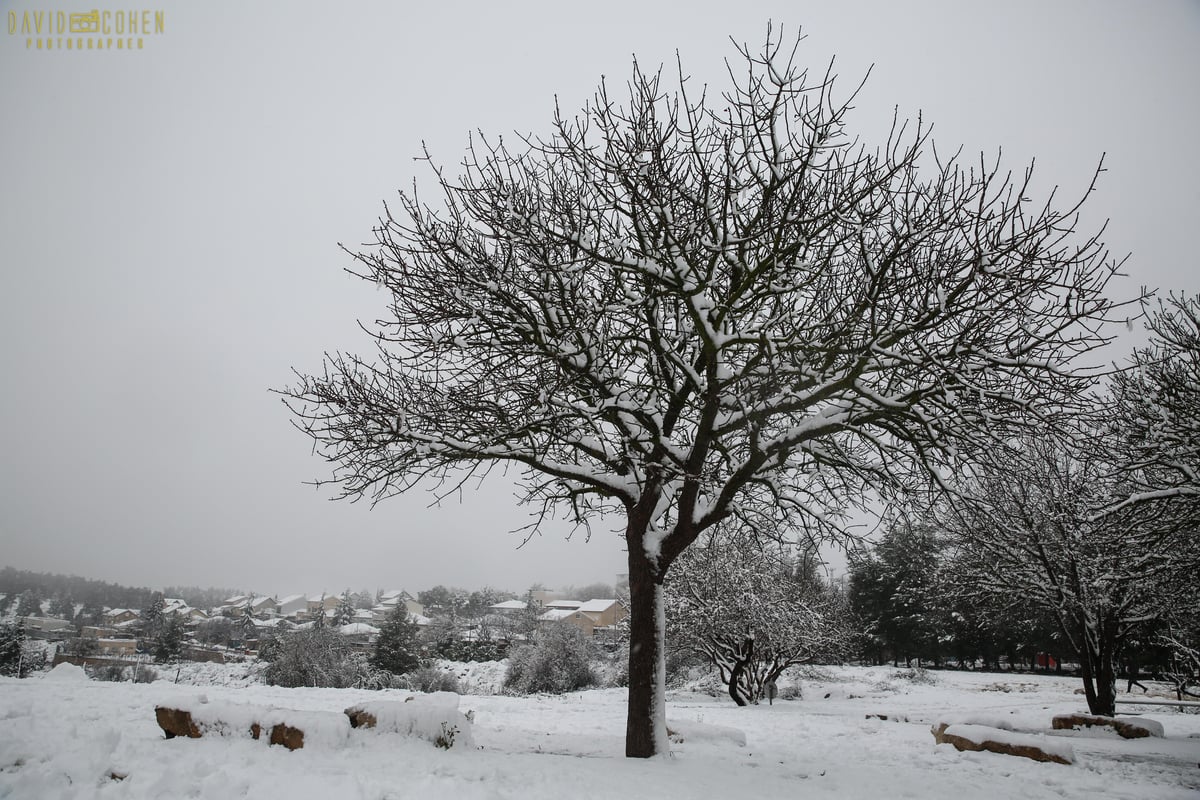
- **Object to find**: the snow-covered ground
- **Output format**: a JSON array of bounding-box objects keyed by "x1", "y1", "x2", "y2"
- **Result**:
[{"x1": 1, "y1": 663, "x2": 1197, "y2": 799}]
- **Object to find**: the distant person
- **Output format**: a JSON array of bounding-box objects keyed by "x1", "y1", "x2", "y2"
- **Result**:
[{"x1": 1125, "y1": 661, "x2": 1148, "y2": 693}]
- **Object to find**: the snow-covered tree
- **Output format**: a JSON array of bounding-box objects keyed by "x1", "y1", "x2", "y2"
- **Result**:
[
  {"x1": 141, "y1": 596, "x2": 165, "y2": 639},
  {"x1": 371, "y1": 605, "x2": 423, "y2": 675},
  {"x1": 332, "y1": 590, "x2": 356, "y2": 627},
  {"x1": 282, "y1": 28, "x2": 1126, "y2": 756},
  {"x1": 0, "y1": 621, "x2": 27, "y2": 677},
  {"x1": 153, "y1": 615, "x2": 185, "y2": 663},
  {"x1": 667, "y1": 531, "x2": 851, "y2": 705},
  {"x1": 934, "y1": 429, "x2": 1200, "y2": 716},
  {"x1": 1106, "y1": 293, "x2": 1200, "y2": 515}
]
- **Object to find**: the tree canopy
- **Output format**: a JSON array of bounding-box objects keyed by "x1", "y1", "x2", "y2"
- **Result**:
[{"x1": 283, "y1": 27, "x2": 1127, "y2": 756}]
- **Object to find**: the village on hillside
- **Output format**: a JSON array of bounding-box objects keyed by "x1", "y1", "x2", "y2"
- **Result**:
[{"x1": 2, "y1": 582, "x2": 629, "y2": 672}]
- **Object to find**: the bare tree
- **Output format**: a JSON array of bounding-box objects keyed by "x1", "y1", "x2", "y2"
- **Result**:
[
  {"x1": 1107, "y1": 294, "x2": 1200, "y2": 513},
  {"x1": 666, "y1": 531, "x2": 851, "y2": 705},
  {"x1": 934, "y1": 429, "x2": 1200, "y2": 716},
  {"x1": 282, "y1": 28, "x2": 1123, "y2": 756}
]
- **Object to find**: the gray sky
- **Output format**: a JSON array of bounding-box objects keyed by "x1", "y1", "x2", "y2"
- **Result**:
[{"x1": 1, "y1": 0, "x2": 1197, "y2": 599}]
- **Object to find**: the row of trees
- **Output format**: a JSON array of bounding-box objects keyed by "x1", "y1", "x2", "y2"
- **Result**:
[{"x1": 849, "y1": 296, "x2": 1200, "y2": 714}]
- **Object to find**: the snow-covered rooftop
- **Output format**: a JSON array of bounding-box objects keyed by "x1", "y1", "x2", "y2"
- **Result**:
[
  {"x1": 490, "y1": 600, "x2": 527, "y2": 611},
  {"x1": 578, "y1": 599, "x2": 621, "y2": 613}
]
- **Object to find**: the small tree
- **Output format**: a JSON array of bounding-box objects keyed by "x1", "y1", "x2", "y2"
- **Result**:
[
  {"x1": 667, "y1": 530, "x2": 850, "y2": 705},
  {"x1": 372, "y1": 605, "x2": 423, "y2": 675},
  {"x1": 283, "y1": 28, "x2": 1126, "y2": 756},
  {"x1": 0, "y1": 621, "x2": 27, "y2": 677},
  {"x1": 332, "y1": 590, "x2": 356, "y2": 627},
  {"x1": 154, "y1": 615, "x2": 186, "y2": 663}
]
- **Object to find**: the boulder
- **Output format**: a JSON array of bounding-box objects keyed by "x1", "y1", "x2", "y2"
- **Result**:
[
  {"x1": 155, "y1": 706, "x2": 203, "y2": 739},
  {"x1": 155, "y1": 703, "x2": 341, "y2": 750},
  {"x1": 1051, "y1": 714, "x2": 1163, "y2": 739},
  {"x1": 932, "y1": 723, "x2": 1074, "y2": 765}
]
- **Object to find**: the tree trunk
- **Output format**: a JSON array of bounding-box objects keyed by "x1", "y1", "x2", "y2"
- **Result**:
[
  {"x1": 1079, "y1": 628, "x2": 1118, "y2": 717},
  {"x1": 625, "y1": 545, "x2": 666, "y2": 758},
  {"x1": 727, "y1": 637, "x2": 754, "y2": 707}
]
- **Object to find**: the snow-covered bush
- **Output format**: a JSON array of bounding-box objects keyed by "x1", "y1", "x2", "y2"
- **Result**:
[
  {"x1": 406, "y1": 665, "x2": 462, "y2": 694},
  {"x1": 262, "y1": 628, "x2": 384, "y2": 689},
  {"x1": 504, "y1": 625, "x2": 595, "y2": 695}
]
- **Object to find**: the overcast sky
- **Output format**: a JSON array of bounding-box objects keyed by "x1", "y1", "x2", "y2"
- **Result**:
[{"x1": 1, "y1": 0, "x2": 1197, "y2": 600}]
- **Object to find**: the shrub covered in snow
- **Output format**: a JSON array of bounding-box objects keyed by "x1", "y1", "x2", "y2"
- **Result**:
[
  {"x1": 504, "y1": 624, "x2": 595, "y2": 695},
  {"x1": 262, "y1": 627, "x2": 391, "y2": 689},
  {"x1": 405, "y1": 665, "x2": 462, "y2": 694}
]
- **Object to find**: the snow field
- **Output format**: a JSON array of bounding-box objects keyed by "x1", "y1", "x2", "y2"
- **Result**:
[{"x1": 0, "y1": 665, "x2": 1197, "y2": 799}]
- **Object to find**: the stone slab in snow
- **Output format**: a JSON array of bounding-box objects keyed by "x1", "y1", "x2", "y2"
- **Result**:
[
  {"x1": 1051, "y1": 714, "x2": 1164, "y2": 739},
  {"x1": 155, "y1": 699, "x2": 350, "y2": 750},
  {"x1": 932, "y1": 722, "x2": 1074, "y2": 765},
  {"x1": 343, "y1": 691, "x2": 475, "y2": 749},
  {"x1": 666, "y1": 719, "x2": 747, "y2": 746}
]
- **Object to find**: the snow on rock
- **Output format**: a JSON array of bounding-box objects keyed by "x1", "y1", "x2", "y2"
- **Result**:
[
  {"x1": 933, "y1": 713, "x2": 1018, "y2": 732},
  {"x1": 933, "y1": 722, "x2": 1075, "y2": 765},
  {"x1": 157, "y1": 698, "x2": 351, "y2": 750},
  {"x1": 666, "y1": 719, "x2": 747, "y2": 747},
  {"x1": 1051, "y1": 713, "x2": 1165, "y2": 739},
  {"x1": 343, "y1": 691, "x2": 476, "y2": 749},
  {"x1": 41, "y1": 662, "x2": 88, "y2": 681}
]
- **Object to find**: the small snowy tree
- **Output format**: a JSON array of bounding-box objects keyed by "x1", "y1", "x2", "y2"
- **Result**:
[
  {"x1": 667, "y1": 530, "x2": 850, "y2": 705},
  {"x1": 371, "y1": 605, "x2": 423, "y2": 675},
  {"x1": 333, "y1": 590, "x2": 356, "y2": 627},
  {"x1": 283, "y1": 28, "x2": 1126, "y2": 755},
  {"x1": 153, "y1": 615, "x2": 186, "y2": 663},
  {"x1": 0, "y1": 621, "x2": 27, "y2": 677}
]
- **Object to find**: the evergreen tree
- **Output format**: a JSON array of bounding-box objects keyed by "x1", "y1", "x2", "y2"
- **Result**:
[
  {"x1": 332, "y1": 590, "x2": 355, "y2": 627},
  {"x1": 14, "y1": 589, "x2": 42, "y2": 619},
  {"x1": 0, "y1": 621, "x2": 26, "y2": 677},
  {"x1": 154, "y1": 615, "x2": 185, "y2": 663},
  {"x1": 141, "y1": 596, "x2": 166, "y2": 639},
  {"x1": 371, "y1": 606, "x2": 422, "y2": 675}
]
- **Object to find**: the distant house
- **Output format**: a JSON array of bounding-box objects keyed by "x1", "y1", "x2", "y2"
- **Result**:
[
  {"x1": 19, "y1": 616, "x2": 74, "y2": 635},
  {"x1": 338, "y1": 622, "x2": 380, "y2": 641},
  {"x1": 103, "y1": 608, "x2": 139, "y2": 626},
  {"x1": 80, "y1": 625, "x2": 117, "y2": 639},
  {"x1": 489, "y1": 600, "x2": 528, "y2": 615},
  {"x1": 538, "y1": 608, "x2": 595, "y2": 637},
  {"x1": 529, "y1": 590, "x2": 560, "y2": 607},
  {"x1": 161, "y1": 599, "x2": 208, "y2": 623},
  {"x1": 378, "y1": 590, "x2": 424, "y2": 618},
  {"x1": 217, "y1": 596, "x2": 251, "y2": 617},
  {"x1": 247, "y1": 596, "x2": 279, "y2": 618},
  {"x1": 277, "y1": 594, "x2": 308, "y2": 619},
  {"x1": 306, "y1": 594, "x2": 341, "y2": 615},
  {"x1": 545, "y1": 599, "x2": 582, "y2": 611},
  {"x1": 577, "y1": 599, "x2": 627, "y2": 629}
]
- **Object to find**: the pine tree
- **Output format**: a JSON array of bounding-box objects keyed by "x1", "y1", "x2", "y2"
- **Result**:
[
  {"x1": 0, "y1": 621, "x2": 26, "y2": 677},
  {"x1": 332, "y1": 590, "x2": 355, "y2": 627},
  {"x1": 154, "y1": 615, "x2": 185, "y2": 663},
  {"x1": 371, "y1": 605, "x2": 422, "y2": 675}
]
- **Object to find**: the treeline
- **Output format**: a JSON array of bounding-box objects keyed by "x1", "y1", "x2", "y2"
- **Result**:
[{"x1": 0, "y1": 566, "x2": 247, "y2": 617}]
